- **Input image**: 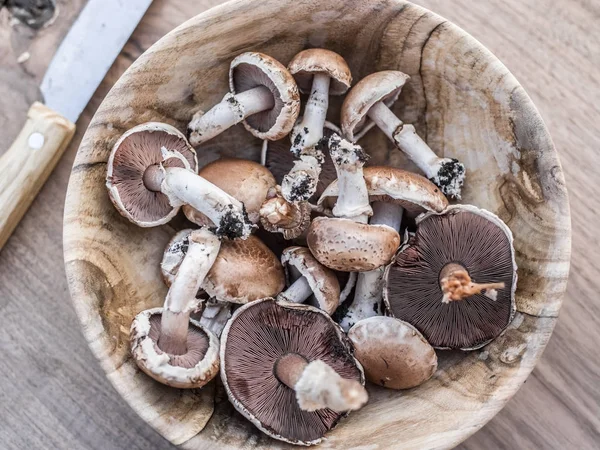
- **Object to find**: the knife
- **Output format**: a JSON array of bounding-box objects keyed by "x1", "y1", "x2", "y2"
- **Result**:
[{"x1": 0, "y1": 0, "x2": 153, "y2": 250}]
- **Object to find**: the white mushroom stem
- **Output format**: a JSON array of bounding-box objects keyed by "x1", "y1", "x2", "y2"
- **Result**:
[
  {"x1": 159, "y1": 229, "x2": 221, "y2": 355},
  {"x1": 339, "y1": 203, "x2": 405, "y2": 331},
  {"x1": 277, "y1": 276, "x2": 313, "y2": 303},
  {"x1": 367, "y1": 101, "x2": 465, "y2": 198},
  {"x1": 199, "y1": 302, "x2": 232, "y2": 337},
  {"x1": 281, "y1": 154, "x2": 323, "y2": 202},
  {"x1": 189, "y1": 86, "x2": 274, "y2": 145},
  {"x1": 328, "y1": 134, "x2": 372, "y2": 222},
  {"x1": 144, "y1": 161, "x2": 253, "y2": 239},
  {"x1": 291, "y1": 73, "x2": 331, "y2": 153},
  {"x1": 275, "y1": 354, "x2": 367, "y2": 412}
]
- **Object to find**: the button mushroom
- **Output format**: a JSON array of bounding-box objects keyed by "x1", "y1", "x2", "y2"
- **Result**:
[
  {"x1": 188, "y1": 52, "x2": 300, "y2": 146},
  {"x1": 278, "y1": 246, "x2": 340, "y2": 315},
  {"x1": 307, "y1": 134, "x2": 400, "y2": 272},
  {"x1": 182, "y1": 158, "x2": 311, "y2": 240},
  {"x1": 384, "y1": 204, "x2": 517, "y2": 350},
  {"x1": 106, "y1": 122, "x2": 253, "y2": 239},
  {"x1": 348, "y1": 316, "x2": 437, "y2": 390},
  {"x1": 262, "y1": 120, "x2": 341, "y2": 205},
  {"x1": 130, "y1": 228, "x2": 221, "y2": 388},
  {"x1": 161, "y1": 228, "x2": 285, "y2": 305},
  {"x1": 281, "y1": 49, "x2": 352, "y2": 202},
  {"x1": 341, "y1": 71, "x2": 466, "y2": 198},
  {"x1": 319, "y1": 166, "x2": 448, "y2": 330},
  {"x1": 220, "y1": 298, "x2": 367, "y2": 446}
]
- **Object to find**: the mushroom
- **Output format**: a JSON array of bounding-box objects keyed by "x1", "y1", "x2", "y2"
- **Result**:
[
  {"x1": 318, "y1": 166, "x2": 448, "y2": 331},
  {"x1": 161, "y1": 228, "x2": 285, "y2": 302},
  {"x1": 106, "y1": 122, "x2": 253, "y2": 239},
  {"x1": 278, "y1": 246, "x2": 340, "y2": 315},
  {"x1": 188, "y1": 52, "x2": 300, "y2": 146},
  {"x1": 130, "y1": 228, "x2": 220, "y2": 388},
  {"x1": 220, "y1": 298, "x2": 367, "y2": 446},
  {"x1": 307, "y1": 134, "x2": 400, "y2": 272},
  {"x1": 280, "y1": 49, "x2": 352, "y2": 202},
  {"x1": 384, "y1": 204, "x2": 517, "y2": 350},
  {"x1": 182, "y1": 158, "x2": 311, "y2": 240},
  {"x1": 262, "y1": 121, "x2": 341, "y2": 205},
  {"x1": 348, "y1": 316, "x2": 437, "y2": 390},
  {"x1": 341, "y1": 71, "x2": 466, "y2": 198}
]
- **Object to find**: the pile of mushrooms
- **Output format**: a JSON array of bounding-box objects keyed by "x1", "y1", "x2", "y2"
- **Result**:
[{"x1": 105, "y1": 49, "x2": 518, "y2": 446}]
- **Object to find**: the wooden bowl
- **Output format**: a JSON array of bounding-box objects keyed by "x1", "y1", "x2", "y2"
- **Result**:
[{"x1": 63, "y1": 0, "x2": 571, "y2": 448}]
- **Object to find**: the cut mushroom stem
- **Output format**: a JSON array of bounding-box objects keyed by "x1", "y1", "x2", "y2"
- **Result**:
[
  {"x1": 278, "y1": 276, "x2": 313, "y2": 303},
  {"x1": 339, "y1": 203, "x2": 404, "y2": 331},
  {"x1": 328, "y1": 133, "x2": 372, "y2": 222},
  {"x1": 144, "y1": 154, "x2": 253, "y2": 240},
  {"x1": 189, "y1": 86, "x2": 275, "y2": 145},
  {"x1": 440, "y1": 262, "x2": 506, "y2": 303},
  {"x1": 259, "y1": 189, "x2": 311, "y2": 239},
  {"x1": 274, "y1": 354, "x2": 367, "y2": 412},
  {"x1": 158, "y1": 229, "x2": 221, "y2": 355},
  {"x1": 367, "y1": 101, "x2": 465, "y2": 198}
]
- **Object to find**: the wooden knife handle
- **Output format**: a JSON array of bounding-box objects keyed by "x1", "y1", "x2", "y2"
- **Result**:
[{"x1": 0, "y1": 102, "x2": 75, "y2": 250}]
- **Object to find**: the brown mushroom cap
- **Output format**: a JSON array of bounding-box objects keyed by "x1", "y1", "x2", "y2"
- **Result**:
[
  {"x1": 106, "y1": 122, "x2": 197, "y2": 227},
  {"x1": 263, "y1": 124, "x2": 340, "y2": 203},
  {"x1": 319, "y1": 166, "x2": 449, "y2": 213},
  {"x1": 341, "y1": 71, "x2": 410, "y2": 141},
  {"x1": 384, "y1": 205, "x2": 517, "y2": 350},
  {"x1": 281, "y1": 246, "x2": 340, "y2": 315},
  {"x1": 184, "y1": 158, "x2": 276, "y2": 225},
  {"x1": 161, "y1": 229, "x2": 285, "y2": 304},
  {"x1": 230, "y1": 52, "x2": 300, "y2": 140},
  {"x1": 287, "y1": 48, "x2": 352, "y2": 96},
  {"x1": 348, "y1": 316, "x2": 437, "y2": 390},
  {"x1": 307, "y1": 216, "x2": 400, "y2": 272},
  {"x1": 220, "y1": 298, "x2": 364, "y2": 445},
  {"x1": 130, "y1": 307, "x2": 220, "y2": 389}
]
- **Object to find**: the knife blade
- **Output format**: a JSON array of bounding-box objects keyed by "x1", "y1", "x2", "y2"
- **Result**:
[{"x1": 0, "y1": 0, "x2": 153, "y2": 251}]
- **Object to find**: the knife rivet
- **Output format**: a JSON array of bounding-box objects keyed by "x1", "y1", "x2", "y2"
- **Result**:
[{"x1": 29, "y1": 132, "x2": 45, "y2": 150}]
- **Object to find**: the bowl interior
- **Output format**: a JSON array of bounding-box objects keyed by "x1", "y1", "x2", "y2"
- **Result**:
[{"x1": 64, "y1": 0, "x2": 571, "y2": 448}]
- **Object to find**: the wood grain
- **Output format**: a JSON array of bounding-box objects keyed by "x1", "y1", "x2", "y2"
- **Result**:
[
  {"x1": 0, "y1": 102, "x2": 75, "y2": 250},
  {"x1": 0, "y1": 0, "x2": 598, "y2": 449}
]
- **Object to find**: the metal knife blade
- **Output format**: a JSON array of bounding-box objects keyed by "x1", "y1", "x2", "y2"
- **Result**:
[{"x1": 40, "y1": 0, "x2": 153, "y2": 123}]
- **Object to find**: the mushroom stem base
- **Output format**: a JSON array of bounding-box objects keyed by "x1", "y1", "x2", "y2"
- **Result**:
[{"x1": 440, "y1": 263, "x2": 506, "y2": 303}]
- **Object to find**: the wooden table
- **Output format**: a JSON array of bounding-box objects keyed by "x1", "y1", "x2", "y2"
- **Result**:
[{"x1": 0, "y1": 0, "x2": 598, "y2": 448}]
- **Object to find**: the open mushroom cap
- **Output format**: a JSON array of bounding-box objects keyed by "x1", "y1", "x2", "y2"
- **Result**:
[
  {"x1": 161, "y1": 229, "x2": 285, "y2": 304},
  {"x1": 263, "y1": 122, "x2": 340, "y2": 203},
  {"x1": 229, "y1": 52, "x2": 300, "y2": 140},
  {"x1": 319, "y1": 166, "x2": 449, "y2": 213},
  {"x1": 220, "y1": 298, "x2": 364, "y2": 446},
  {"x1": 183, "y1": 158, "x2": 276, "y2": 225},
  {"x1": 130, "y1": 307, "x2": 220, "y2": 389},
  {"x1": 307, "y1": 216, "x2": 400, "y2": 272},
  {"x1": 348, "y1": 316, "x2": 437, "y2": 390},
  {"x1": 287, "y1": 48, "x2": 352, "y2": 95},
  {"x1": 106, "y1": 122, "x2": 198, "y2": 227},
  {"x1": 384, "y1": 204, "x2": 517, "y2": 350},
  {"x1": 341, "y1": 71, "x2": 410, "y2": 141},
  {"x1": 280, "y1": 246, "x2": 340, "y2": 314}
]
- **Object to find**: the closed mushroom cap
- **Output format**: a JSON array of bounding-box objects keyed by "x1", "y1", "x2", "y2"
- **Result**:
[
  {"x1": 161, "y1": 230, "x2": 285, "y2": 303},
  {"x1": 341, "y1": 71, "x2": 410, "y2": 141},
  {"x1": 384, "y1": 204, "x2": 517, "y2": 350},
  {"x1": 230, "y1": 52, "x2": 300, "y2": 140},
  {"x1": 348, "y1": 316, "x2": 437, "y2": 390},
  {"x1": 287, "y1": 48, "x2": 352, "y2": 95},
  {"x1": 130, "y1": 307, "x2": 220, "y2": 389},
  {"x1": 220, "y1": 298, "x2": 364, "y2": 446},
  {"x1": 184, "y1": 158, "x2": 276, "y2": 224},
  {"x1": 307, "y1": 216, "x2": 400, "y2": 272},
  {"x1": 106, "y1": 122, "x2": 197, "y2": 227},
  {"x1": 319, "y1": 166, "x2": 449, "y2": 213},
  {"x1": 281, "y1": 246, "x2": 340, "y2": 315}
]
